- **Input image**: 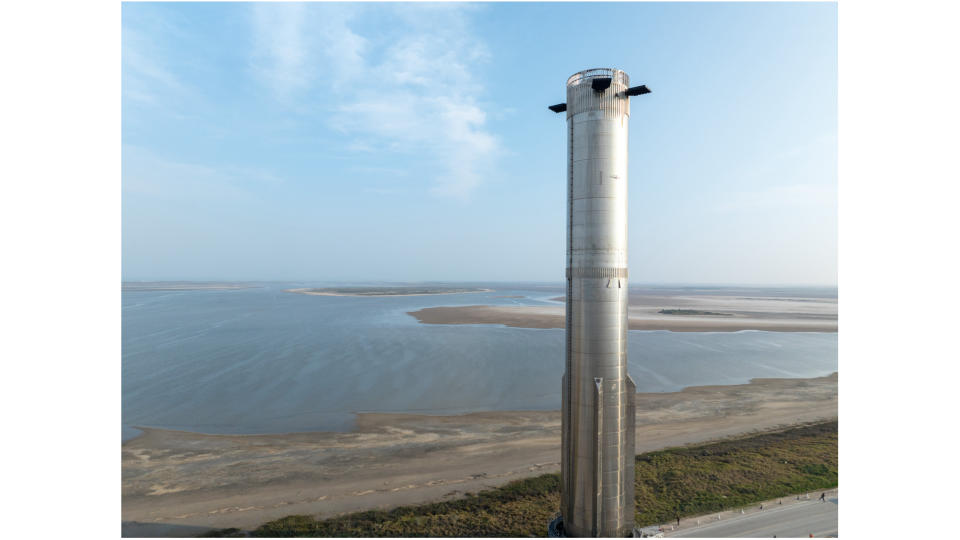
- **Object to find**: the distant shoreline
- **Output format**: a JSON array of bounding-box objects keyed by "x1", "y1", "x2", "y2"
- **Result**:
[
  {"x1": 122, "y1": 282, "x2": 259, "y2": 292},
  {"x1": 285, "y1": 287, "x2": 493, "y2": 298}
]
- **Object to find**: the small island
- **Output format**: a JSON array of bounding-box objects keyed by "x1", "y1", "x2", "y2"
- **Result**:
[
  {"x1": 659, "y1": 308, "x2": 734, "y2": 317},
  {"x1": 286, "y1": 286, "x2": 491, "y2": 297}
]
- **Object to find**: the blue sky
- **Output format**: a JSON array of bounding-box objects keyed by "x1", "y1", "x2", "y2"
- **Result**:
[{"x1": 122, "y1": 2, "x2": 837, "y2": 285}]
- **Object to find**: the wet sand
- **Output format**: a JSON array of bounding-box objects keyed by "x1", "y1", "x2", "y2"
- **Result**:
[
  {"x1": 408, "y1": 293, "x2": 838, "y2": 332},
  {"x1": 122, "y1": 373, "x2": 838, "y2": 536}
]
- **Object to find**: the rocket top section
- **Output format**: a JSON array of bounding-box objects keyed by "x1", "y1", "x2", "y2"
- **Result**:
[
  {"x1": 564, "y1": 68, "x2": 630, "y2": 120},
  {"x1": 566, "y1": 68, "x2": 629, "y2": 88}
]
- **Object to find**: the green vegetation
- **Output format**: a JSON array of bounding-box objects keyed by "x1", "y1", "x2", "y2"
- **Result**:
[
  {"x1": 203, "y1": 421, "x2": 837, "y2": 537},
  {"x1": 251, "y1": 475, "x2": 560, "y2": 538},
  {"x1": 632, "y1": 421, "x2": 837, "y2": 524},
  {"x1": 658, "y1": 308, "x2": 734, "y2": 317}
]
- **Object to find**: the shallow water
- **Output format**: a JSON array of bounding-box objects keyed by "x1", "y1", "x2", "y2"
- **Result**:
[{"x1": 122, "y1": 283, "x2": 837, "y2": 441}]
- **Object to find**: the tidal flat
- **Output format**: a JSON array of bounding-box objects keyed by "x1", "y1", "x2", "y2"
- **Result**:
[{"x1": 122, "y1": 374, "x2": 838, "y2": 536}]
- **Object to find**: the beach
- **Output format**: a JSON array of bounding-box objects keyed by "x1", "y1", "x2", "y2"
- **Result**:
[
  {"x1": 408, "y1": 292, "x2": 838, "y2": 333},
  {"x1": 122, "y1": 373, "x2": 837, "y2": 537}
]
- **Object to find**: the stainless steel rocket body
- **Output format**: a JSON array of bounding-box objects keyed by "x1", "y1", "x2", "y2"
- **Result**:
[{"x1": 560, "y1": 68, "x2": 637, "y2": 538}]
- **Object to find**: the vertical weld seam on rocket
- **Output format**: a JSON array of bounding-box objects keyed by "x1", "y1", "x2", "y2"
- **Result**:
[
  {"x1": 560, "y1": 372, "x2": 568, "y2": 521},
  {"x1": 593, "y1": 377, "x2": 604, "y2": 536},
  {"x1": 625, "y1": 374, "x2": 637, "y2": 532}
]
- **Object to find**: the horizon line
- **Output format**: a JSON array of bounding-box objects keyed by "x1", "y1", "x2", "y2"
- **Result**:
[{"x1": 120, "y1": 279, "x2": 839, "y2": 288}]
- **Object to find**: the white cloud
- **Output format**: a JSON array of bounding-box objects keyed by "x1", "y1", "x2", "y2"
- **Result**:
[
  {"x1": 430, "y1": 97, "x2": 498, "y2": 198},
  {"x1": 249, "y1": 3, "x2": 311, "y2": 98},
  {"x1": 247, "y1": 3, "x2": 498, "y2": 200},
  {"x1": 249, "y1": 3, "x2": 367, "y2": 99}
]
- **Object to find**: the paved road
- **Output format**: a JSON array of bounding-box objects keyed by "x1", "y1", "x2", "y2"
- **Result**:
[{"x1": 666, "y1": 497, "x2": 838, "y2": 538}]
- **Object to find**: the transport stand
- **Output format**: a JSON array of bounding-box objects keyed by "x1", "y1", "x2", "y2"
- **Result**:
[
  {"x1": 547, "y1": 514, "x2": 563, "y2": 537},
  {"x1": 548, "y1": 515, "x2": 647, "y2": 538}
]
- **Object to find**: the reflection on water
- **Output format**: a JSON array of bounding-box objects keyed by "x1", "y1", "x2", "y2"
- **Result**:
[{"x1": 122, "y1": 283, "x2": 837, "y2": 440}]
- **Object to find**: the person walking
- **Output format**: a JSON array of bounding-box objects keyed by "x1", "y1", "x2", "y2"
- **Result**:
[{"x1": 819, "y1": 492, "x2": 826, "y2": 502}]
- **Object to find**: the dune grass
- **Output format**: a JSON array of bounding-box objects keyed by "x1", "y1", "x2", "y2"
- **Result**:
[
  {"x1": 204, "y1": 420, "x2": 837, "y2": 537},
  {"x1": 632, "y1": 420, "x2": 837, "y2": 524}
]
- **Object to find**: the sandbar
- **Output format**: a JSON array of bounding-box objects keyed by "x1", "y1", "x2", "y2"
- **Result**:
[
  {"x1": 408, "y1": 304, "x2": 836, "y2": 332},
  {"x1": 409, "y1": 292, "x2": 837, "y2": 332}
]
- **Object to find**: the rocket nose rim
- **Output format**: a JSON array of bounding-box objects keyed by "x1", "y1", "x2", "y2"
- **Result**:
[{"x1": 566, "y1": 68, "x2": 629, "y2": 88}]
